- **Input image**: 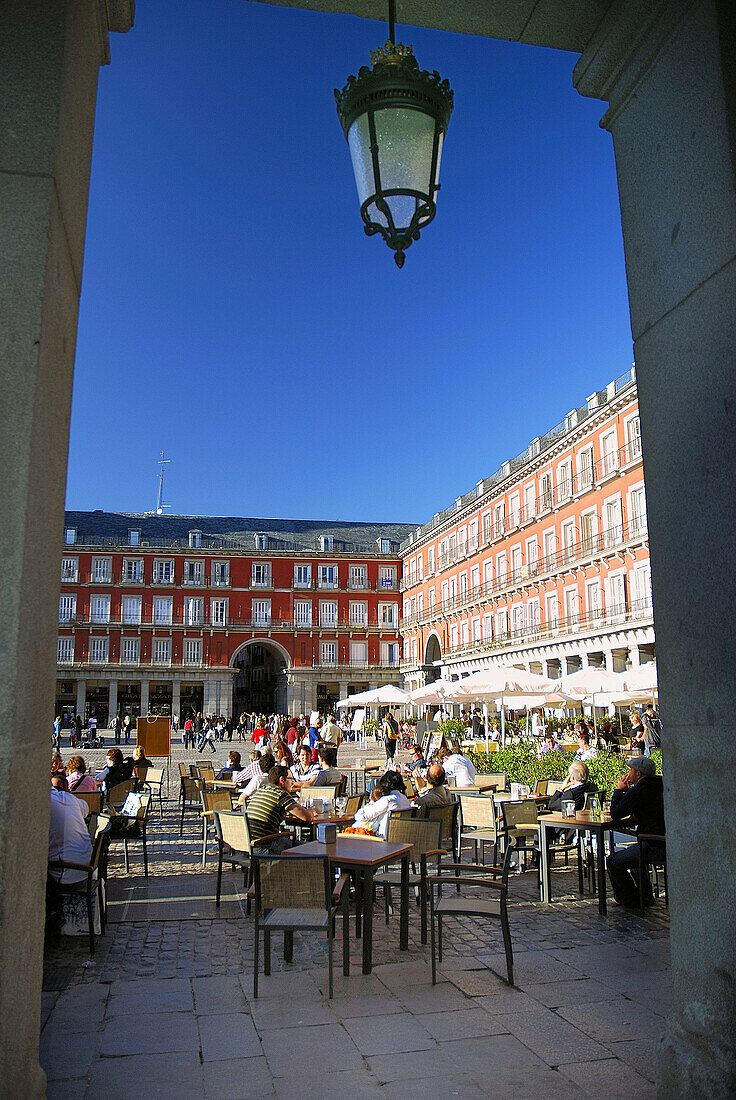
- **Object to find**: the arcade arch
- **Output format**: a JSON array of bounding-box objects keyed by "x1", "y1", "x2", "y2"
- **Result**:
[
  {"x1": 230, "y1": 639, "x2": 291, "y2": 717},
  {"x1": 423, "y1": 633, "x2": 443, "y2": 684}
]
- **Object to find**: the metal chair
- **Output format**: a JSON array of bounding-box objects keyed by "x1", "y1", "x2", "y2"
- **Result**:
[
  {"x1": 110, "y1": 792, "x2": 152, "y2": 876},
  {"x1": 200, "y1": 788, "x2": 236, "y2": 866},
  {"x1": 459, "y1": 794, "x2": 498, "y2": 864},
  {"x1": 252, "y1": 854, "x2": 350, "y2": 998},
  {"x1": 71, "y1": 790, "x2": 103, "y2": 819},
  {"x1": 107, "y1": 779, "x2": 134, "y2": 812},
  {"x1": 180, "y1": 776, "x2": 202, "y2": 836},
  {"x1": 48, "y1": 818, "x2": 113, "y2": 954},
  {"x1": 423, "y1": 800, "x2": 461, "y2": 863},
  {"x1": 373, "y1": 816, "x2": 444, "y2": 944},
  {"x1": 483, "y1": 772, "x2": 507, "y2": 792},
  {"x1": 637, "y1": 833, "x2": 668, "y2": 914},
  {"x1": 429, "y1": 842, "x2": 516, "y2": 986},
  {"x1": 142, "y1": 766, "x2": 164, "y2": 816},
  {"x1": 213, "y1": 809, "x2": 255, "y2": 912},
  {"x1": 500, "y1": 800, "x2": 540, "y2": 878}
]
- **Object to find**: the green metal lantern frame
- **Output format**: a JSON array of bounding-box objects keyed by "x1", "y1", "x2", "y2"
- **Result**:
[{"x1": 335, "y1": 38, "x2": 453, "y2": 268}]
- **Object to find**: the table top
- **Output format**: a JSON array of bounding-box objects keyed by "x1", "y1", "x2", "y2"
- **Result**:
[
  {"x1": 539, "y1": 810, "x2": 616, "y2": 829},
  {"x1": 286, "y1": 813, "x2": 354, "y2": 826},
  {"x1": 285, "y1": 837, "x2": 414, "y2": 866}
]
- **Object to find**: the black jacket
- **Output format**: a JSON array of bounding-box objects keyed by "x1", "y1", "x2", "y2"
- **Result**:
[
  {"x1": 610, "y1": 774, "x2": 665, "y2": 836},
  {"x1": 547, "y1": 779, "x2": 597, "y2": 814}
]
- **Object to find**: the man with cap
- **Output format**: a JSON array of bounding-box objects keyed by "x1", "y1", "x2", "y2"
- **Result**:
[{"x1": 606, "y1": 755, "x2": 666, "y2": 908}]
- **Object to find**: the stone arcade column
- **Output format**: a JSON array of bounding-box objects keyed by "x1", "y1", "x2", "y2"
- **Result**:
[
  {"x1": 575, "y1": 2, "x2": 736, "y2": 1094},
  {"x1": 0, "y1": 3, "x2": 133, "y2": 1094}
]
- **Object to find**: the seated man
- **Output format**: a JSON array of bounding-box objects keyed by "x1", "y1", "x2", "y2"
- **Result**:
[
  {"x1": 537, "y1": 732, "x2": 562, "y2": 757},
  {"x1": 215, "y1": 750, "x2": 248, "y2": 783},
  {"x1": 606, "y1": 756, "x2": 665, "y2": 908},
  {"x1": 405, "y1": 744, "x2": 427, "y2": 774},
  {"x1": 235, "y1": 753, "x2": 275, "y2": 807},
  {"x1": 289, "y1": 745, "x2": 320, "y2": 786},
  {"x1": 414, "y1": 764, "x2": 454, "y2": 812},
  {"x1": 547, "y1": 760, "x2": 597, "y2": 813},
  {"x1": 575, "y1": 730, "x2": 599, "y2": 761},
  {"x1": 352, "y1": 772, "x2": 412, "y2": 838},
  {"x1": 439, "y1": 747, "x2": 477, "y2": 787},
  {"x1": 47, "y1": 772, "x2": 95, "y2": 931},
  {"x1": 246, "y1": 765, "x2": 313, "y2": 853},
  {"x1": 309, "y1": 745, "x2": 343, "y2": 788}
]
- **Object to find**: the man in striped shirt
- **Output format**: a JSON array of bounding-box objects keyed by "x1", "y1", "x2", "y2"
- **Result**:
[{"x1": 247, "y1": 766, "x2": 314, "y2": 852}]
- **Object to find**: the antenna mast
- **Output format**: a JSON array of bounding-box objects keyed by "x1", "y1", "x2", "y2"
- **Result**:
[{"x1": 156, "y1": 451, "x2": 171, "y2": 515}]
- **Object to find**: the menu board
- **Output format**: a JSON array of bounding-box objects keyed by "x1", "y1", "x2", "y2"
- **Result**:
[{"x1": 136, "y1": 715, "x2": 171, "y2": 758}]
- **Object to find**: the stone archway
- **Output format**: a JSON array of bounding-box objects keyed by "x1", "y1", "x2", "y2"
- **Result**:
[
  {"x1": 2, "y1": 3, "x2": 735, "y2": 1095},
  {"x1": 423, "y1": 633, "x2": 443, "y2": 684},
  {"x1": 230, "y1": 639, "x2": 291, "y2": 717}
]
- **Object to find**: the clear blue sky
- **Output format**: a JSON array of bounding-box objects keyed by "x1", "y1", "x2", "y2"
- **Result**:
[{"x1": 67, "y1": 0, "x2": 633, "y2": 524}]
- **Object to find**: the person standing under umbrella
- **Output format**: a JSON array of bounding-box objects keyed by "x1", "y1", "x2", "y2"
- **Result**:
[{"x1": 383, "y1": 710, "x2": 399, "y2": 764}]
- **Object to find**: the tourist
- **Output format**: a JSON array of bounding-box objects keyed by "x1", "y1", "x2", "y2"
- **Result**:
[
  {"x1": 250, "y1": 717, "x2": 269, "y2": 751},
  {"x1": 606, "y1": 756, "x2": 665, "y2": 908},
  {"x1": 95, "y1": 748, "x2": 134, "y2": 795},
  {"x1": 198, "y1": 719, "x2": 217, "y2": 754},
  {"x1": 383, "y1": 710, "x2": 399, "y2": 762},
  {"x1": 352, "y1": 772, "x2": 412, "y2": 837},
  {"x1": 405, "y1": 744, "x2": 426, "y2": 774},
  {"x1": 642, "y1": 705, "x2": 662, "y2": 755},
  {"x1": 247, "y1": 765, "x2": 313, "y2": 853},
  {"x1": 235, "y1": 753, "x2": 275, "y2": 807},
  {"x1": 273, "y1": 741, "x2": 294, "y2": 770},
  {"x1": 438, "y1": 746, "x2": 476, "y2": 787},
  {"x1": 216, "y1": 750, "x2": 241, "y2": 781},
  {"x1": 113, "y1": 713, "x2": 123, "y2": 745},
  {"x1": 575, "y1": 730, "x2": 598, "y2": 761},
  {"x1": 289, "y1": 745, "x2": 319, "y2": 785},
  {"x1": 414, "y1": 764, "x2": 454, "y2": 811},
  {"x1": 51, "y1": 751, "x2": 64, "y2": 775},
  {"x1": 122, "y1": 713, "x2": 133, "y2": 745},
  {"x1": 306, "y1": 717, "x2": 322, "y2": 761},
  {"x1": 537, "y1": 732, "x2": 562, "y2": 757},
  {"x1": 284, "y1": 718, "x2": 300, "y2": 750},
  {"x1": 320, "y1": 713, "x2": 342, "y2": 754},
  {"x1": 132, "y1": 744, "x2": 153, "y2": 768},
  {"x1": 310, "y1": 745, "x2": 343, "y2": 787},
  {"x1": 629, "y1": 710, "x2": 646, "y2": 753},
  {"x1": 65, "y1": 755, "x2": 97, "y2": 793},
  {"x1": 52, "y1": 716, "x2": 61, "y2": 751},
  {"x1": 48, "y1": 772, "x2": 93, "y2": 880},
  {"x1": 547, "y1": 760, "x2": 596, "y2": 813}
]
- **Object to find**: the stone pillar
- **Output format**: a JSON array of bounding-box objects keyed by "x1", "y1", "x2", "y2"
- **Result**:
[
  {"x1": 602, "y1": 650, "x2": 613, "y2": 671},
  {"x1": 0, "y1": 3, "x2": 133, "y2": 1093},
  {"x1": 575, "y1": 3, "x2": 736, "y2": 1093},
  {"x1": 139, "y1": 679, "x2": 150, "y2": 716},
  {"x1": 75, "y1": 678, "x2": 87, "y2": 719},
  {"x1": 628, "y1": 645, "x2": 640, "y2": 668},
  {"x1": 108, "y1": 679, "x2": 118, "y2": 719},
  {"x1": 171, "y1": 679, "x2": 181, "y2": 718}
]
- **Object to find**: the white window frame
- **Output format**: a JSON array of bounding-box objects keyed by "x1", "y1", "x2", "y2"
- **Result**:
[
  {"x1": 183, "y1": 559, "x2": 205, "y2": 586},
  {"x1": 183, "y1": 638, "x2": 202, "y2": 664},
  {"x1": 349, "y1": 564, "x2": 368, "y2": 590},
  {"x1": 600, "y1": 428, "x2": 620, "y2": 475},
  {"x1": 378, "y1": 565, "x2": 396, "y2": 590},
  {"x1": 89, "y1": 636, "x2": 109, "y2": 664},
  {"x1": 122, "y1": 557, "x2": 144, "y2": 584},
  {"x1": 251, "y1": 599, "x2": 271, "y2": 628},
  {"x1": 120, "y1": 637, "x2": 140, "y2": 664},
  {"x1": 211, "y1": 597, "x2": 228, "y2": 626},
  {"x1": 64, "y1": 527, "x2": 77, "y2": 545},
  {"x1": 61, "y1": 556, "x2": 78, "y2": 582},
  {"x1": 91, "y1": 556, "x2": 112, "y2": 583},
  {"x1": 320, "y1": 600, "x2": 338, "y2": 627},
  {"x1": 293, "y1": 599, "x2": 312, "y2": 627},
  {"x1": 427, "y1": 546, "x2": 435, "y2": 573},
  {"x1": 90, "y1": 594, "x2": 111, "y2": 625},
  {"x1": 57, "y1": 636, "x2": 75, "y2": 664},
  {"x1": 320, "y1": 641, "x2": 338, "y2": 665},
  {"x1": 212, "y1": 560, "x2": 230, "y2": 586},
  {"x1": 379, "y1": 602, "x2": 397, "y2": 627},
  {"x1": 153, "y1": 596, "x2": 173, "y2": 626},
  {"x1": 349, "y1": 600, "x2": 368, "y2": 626},
  {"x1": 59, "y1": 595, "x2": 76, "y2": 623},
  {"x1": 350, "y1": 640, "x2": 368, "y2": 666},
  {"x1": 152, "y1": 638, "x2": 172, "y2": 664},
  {"x1": 121, "y1": 595, "x2": 142, "y2": 625},
  {"x1": 251, "y1": 561, "x2": 272, "y2": 588},
  {"x1": 294, "y1": 563, "x2": 312, "y2": 588},
  {"x1": 318, "y1": 564, "x2": 339, "y2": 590},
  {"x1": 185, "y1": 596, "x2": 203, "y2": 626},
  {"x1": 380, "y1": 641, "x2": 398, "y2": 666}
]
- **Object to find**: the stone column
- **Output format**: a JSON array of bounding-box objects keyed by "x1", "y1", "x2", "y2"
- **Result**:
[
  {"x1": 575, "y1": 3, "x2": 736, "y2": 1093},
  {"x1": 139, "y1": 679, "x2": 150, "y2": 716},
  {"x1": 628, "y1": 645, "x2": 640, "y2": 668},
  {"x1": 75, "y1": 678, "x2": 87, "y2": 719},
  {"x1": 0, "y1": 3, "x2": 133, "y2": 1093},
  {"x1": 108, "y1": 679, "x2": 118, "y2": 719},
  {"x1": 171, "y1": 679, "x2": 181, "y2": 718}
]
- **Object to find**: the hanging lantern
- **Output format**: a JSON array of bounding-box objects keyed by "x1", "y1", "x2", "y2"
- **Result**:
[{"x1": 335, "y1": 13, "x2": 453, "y2": 268}]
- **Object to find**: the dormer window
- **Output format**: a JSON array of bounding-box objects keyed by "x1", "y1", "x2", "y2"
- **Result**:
[
  {"x1": 379, "y1": 538, "x2": 392, "y2": 553},
  {"x1": 254, "y1": 533, "x2": 268, "y2": 551},
  {"x1": 319, "y1": 535, "x2": 334, "y2": 552},
  {"x1": 129, "y1": 529, "x2": 141, "y2": 546},
  {"x1": 64, "y1": 527, "x2": 77, "y2": 546},
  {"x1": 189, "y1": 529, "x2": 202, "y2": 548}
]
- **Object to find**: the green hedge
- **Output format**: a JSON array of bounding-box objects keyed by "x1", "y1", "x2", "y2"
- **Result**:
[{"x1": 468, "y1": 746, "x2": 662, "y2": 798}]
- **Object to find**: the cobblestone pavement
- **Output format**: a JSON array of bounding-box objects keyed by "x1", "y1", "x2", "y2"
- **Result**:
[{"x1": 42, "y1": 784, "x2": 669, "y2": 1099}]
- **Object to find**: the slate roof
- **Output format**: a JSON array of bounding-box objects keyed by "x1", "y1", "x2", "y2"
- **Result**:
[{"x1": 63, "y1": 510, "x2": 416, "y2": 555}]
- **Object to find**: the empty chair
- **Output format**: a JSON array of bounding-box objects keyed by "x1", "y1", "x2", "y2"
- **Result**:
[
  {"x1": 200, "y1": 788, "x2": 236, "y2": 866},
  {"x1": 429, "y1": 842, "x2": 516, "y2": 985},
  {"x1": 422, "y1": 801, "x2": 460, "y2": 863},
  {"x1": 180, "y1": 776, "x2": 202, "y2": 836},
  {"x1": 459, "y1": 794, "x2": 498, "y2": 864},
  {"x1": 483, "y1": 772, "x2": 507, "y2": 792},
  {"x1": 344, "y1": 793, "x2": 366, "y2": 817},
  {"x1": 341, "y1": 768, "x2": 367, "y2": 797},
  {"x1": 213, "y1": 809, "x2": 256, "y2": 911},
  {"x1": 303, "y1": 785, "x2": 341, "y2": 807},
  {"x1": 373, "y1": 817, "x2": 444, "y2": 944},
  {"x1": 637, "y1": 833, "x2": 668, "y2": 915},
  {"x1": 252, "y1": 854, "x2": 349, "y2": 998},
  {"x1": 194, "y1": 761, "x2": 216, "y2": 785},
  {"x1": 534, "y1": 779, "x2": 549, "y2": 796},
  {"x1": 500, "y1": 800, "x2": 540, "y2": 875},
  {"x1": 142, "y1": 765, "x2": 165, "y2": 816}
]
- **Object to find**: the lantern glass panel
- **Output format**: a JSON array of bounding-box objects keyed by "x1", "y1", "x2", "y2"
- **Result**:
[{"x1": 347, "y1": 114, "x2": 375, "y2": 207}]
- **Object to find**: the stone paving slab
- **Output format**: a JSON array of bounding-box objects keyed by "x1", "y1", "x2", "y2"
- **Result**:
[{"x1": 43, "y1": 802, "x2": 669, "y2": 1098}]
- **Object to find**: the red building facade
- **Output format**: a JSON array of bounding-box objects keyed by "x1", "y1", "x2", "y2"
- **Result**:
[{"x1": 56, "y1": 516, "x2": 413, "y2": 724}]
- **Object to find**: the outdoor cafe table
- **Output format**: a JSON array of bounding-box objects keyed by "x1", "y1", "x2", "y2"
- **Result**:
[
  {"x1": 284, "y1": 836, "x2": 413, "y2": 975},
  {"x1": 538, "y1": 810, "x2": 618, "y2": 916}
]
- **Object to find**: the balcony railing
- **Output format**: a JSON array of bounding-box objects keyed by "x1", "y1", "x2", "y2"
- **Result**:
[{"x1": 400, "y1": 518, "x2": 647, "y2": 628}]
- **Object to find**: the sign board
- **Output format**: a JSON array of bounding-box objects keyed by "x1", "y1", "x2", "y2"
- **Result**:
[
  {"x1": 351, "y1": 708, "x2": 366, "y2": 733},
  {"x1": 136, "y1": 715, "x2": 171, "y2": 758}
]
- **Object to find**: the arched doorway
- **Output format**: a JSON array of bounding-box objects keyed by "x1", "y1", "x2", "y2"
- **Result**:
[
  {"x1": 423, "y1": 634, "x2": 442, "y2": 685},
  {"x1": 231, "y1": 640, "x2": 290, "y2": 716}
]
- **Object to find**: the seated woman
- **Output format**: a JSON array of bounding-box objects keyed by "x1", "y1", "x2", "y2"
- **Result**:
[
  {"x1": 273, "y1": 741, "x2": 295, "y2": 771},
  {"x1": 65, "y1": 754, "x2": 98, "y2": 793},
  {"x1": 351, "y1": 772, "x2": 412, "y2": 838},
  {"x1": 132, "y1": 744, "x2": 153, "y2": 768},
  {"x1": 95, "y1": 748, "x2": 135, "y2": 795},
  {"x1": 235, "y1": 753, "x2": 276, "y2": 808}
]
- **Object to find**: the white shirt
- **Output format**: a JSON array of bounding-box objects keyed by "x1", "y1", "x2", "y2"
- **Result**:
[
  {"x1": 442, "y1": 753, "x2": 477, "y2": 787},
  {"x1": 48, "y1": 789, "x2": 93, "y2": 883},
  {"x1": 353, "y1": 791, "x2": 412, "y2": 838},
  {"x1": 577, "y1": 746, "x2": 599, "y2": 761}
]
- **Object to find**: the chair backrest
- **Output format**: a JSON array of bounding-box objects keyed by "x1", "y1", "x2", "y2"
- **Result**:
[
  {"x1": 214, "y1": 809, "x2": 253, "y2": 854},
  {"x1": 534, "y1": 779, "x2": 548, "y2": 796},
  {"x1": 386, "y1": 815, "x2": 442, "y2": 857},
  {"x1": 345, "y1": 793, "x2": 366, "y2": 816},
  {"x1": 253, "y1": 854, "x2": 330, "y2": 912},
  {"x1": 501, "y1": 800, "x2": 539, "y2": 830},
  {"x1": 306, "y1": 785, "x2": 340, "y2": 804},
  {"x1": 484, "y1": 772, "x2": 507, "y2": 791},
  {"x1": 90, "y1": 817, "x2": 113, "y2": 871},
  {"x1": 202, "y1": 789, "x2": 234, "y2": 815},
  {"x1": 108, "y1": 779, "x2": 134, "y2": 810},
  {"x1": 403, "y1": 776, "x2": 416, "y2": 799},
  {"x1": 178, "y1": 763, "x2": 190, "y2": 778},
  {"x1": 72, "y1": 790, "x2": 103, "y2": 817},
  {"x1": 459, "y1": 794, "x2": 496, "y2": 831},
  {"x1": 546, "y1": 780, "x2": 565, "y2": 796},
  {"x1": 134, "y1": 765, "x2": 149, "y2": 783},
  {"x1": 131, "y1": 792, "x2": 151, "y2": 822},
  {"x1": 390, "y1": 808, "x2": 416, "y2": 821},
  {"x1": 181, "y1": 776, "x2": 201, "y2": 802},
  {"x1": 145, "y1": 767, "x2": 164, "y2": 786},
  {"x1": 195, "y1": 762, "x2": 216, "y2": 781},
  {"x1": 341, "y1": 768, "x2": 366, "y2": 797},
  {"x1": 424, "y1": 802, "x2": 460, "y2": 851}
]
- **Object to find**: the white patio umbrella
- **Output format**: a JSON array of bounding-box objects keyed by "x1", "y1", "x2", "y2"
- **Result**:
[
  {"x1": 624, "y1": 663, "x2": 658, "y2": 693},
  {"x1": 336, "y1": 684, "x2": 409, "y2": 707},
  {"x1": 553, "y1": 666, "x2": 629, "y2": 739},
  {"x1": 444, "y1": 666, "x2": 563, "y2": 747},
  {"x1": 407, "y1": 678, "x2": 457, "y2": 706}
]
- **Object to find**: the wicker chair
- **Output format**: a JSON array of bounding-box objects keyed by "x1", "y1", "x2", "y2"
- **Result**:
[
  {"x1": 429, "y1": 842, "x2": 516, "y2": 986},
  {"x1": 142, "y1": 766, "x2": 165, "y2": 816},
  {"x1": 48, "y1": 817, "x2": 113, "y2": 954},
  {"x1": 110, "y1": 792, "x2": 152, "y2": 876},
  {"x1": 252, "y1": 854, "x2": 350, "y2": 998},
  {"x1": 107, "y1": 779, "x2": 134, "y2": 812},
  {"x1": 71, "y1": 790, "x2": 103, "y2": 819},
  {"x1": 459, "y1": 794, "x2": 498, "y2": 864},
  {"x1": 483, "y1": 772, "x2": 507, "y2": 792},
  {"x1": 373, "y1": 816, "x2": 444, "y2": 944},
  {"x1": 180, "y1": 776, "x2": 202, "y2": 836},
  {"x1": 213, "y1": 809, "x2": 255, "y2": 912},
  {"x1": 344, "y1": 793, "x2": 366, "y2": 817},
  {"x1": 200, "y1": 788, "x2": 236, "y2": 866},
  {"x1": 422, "y1": 801, "x2": 461, "y2": 863},
  {"x1": 193, "y1": 761, "x2": 216, "y2": 785},
  {"x1": 500, "y1": 799, "x2": 540, "y2": 877}
]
